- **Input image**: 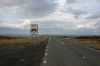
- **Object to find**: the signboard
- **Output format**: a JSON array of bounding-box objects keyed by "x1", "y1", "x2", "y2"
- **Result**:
[{"x1": 31, "y1": 24, "x2": 38, "y2": 32}]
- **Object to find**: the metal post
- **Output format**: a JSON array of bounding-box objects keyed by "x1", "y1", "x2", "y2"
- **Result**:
[{"x1": 30, "y1": 24, "x2": 38, "y2": 43}]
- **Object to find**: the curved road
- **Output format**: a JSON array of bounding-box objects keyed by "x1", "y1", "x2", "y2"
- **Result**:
[{"x1": 41, "y1": 38, "x2": 100, "y2": 66}]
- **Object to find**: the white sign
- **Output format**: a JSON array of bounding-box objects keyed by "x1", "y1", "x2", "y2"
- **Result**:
[{"x1": 31, "y1": 24, "x2": 38, "y2": 31}]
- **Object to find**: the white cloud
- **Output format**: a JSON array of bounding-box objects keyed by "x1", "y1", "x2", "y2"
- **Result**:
[
  {"x1": 0, "y1": 19, "x2": 32, "y2": 29},
  {"x1": 76, "y1": 22, "x2": 97, "y2": 29}
]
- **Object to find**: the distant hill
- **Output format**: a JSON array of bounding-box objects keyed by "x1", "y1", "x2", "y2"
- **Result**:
[{"x1": 76, "y1": 36, "x2": 100, "y2": 39}]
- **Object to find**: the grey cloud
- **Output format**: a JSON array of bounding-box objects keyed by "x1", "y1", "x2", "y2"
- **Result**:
[
  {"x1": 38, "y1": 20, "x2": 100, "y2": 35},
  {"x1": 65, "y1": 8, "x2": 88, "y2": 19},
  {"x1": 66, "y1": 0, "x2": 76, "y2": 4},
  {"x1": 35, "y1": 21, "x2": 76, "y2": 34},
  {"x1": 76, "y1": 29, "x2": 98, "y2": 35},
  {"x1": 95, "y1": 21, "x2": 100, "y2": 29},
  {"x1": 0, "y1": 0, "x2": 57, "y2": 18},
  {"x1": 93, "y1": 0, "x2": 100, "y2": 2},
  {"x1": 87, "y1": 13, "x2": 100, "y2": 19},
  {"x1": 0, "y1": 0, "x2": 24, "y2": 7},
  {"x1": 22, "y1": 0, "x2": 57, "y2": 18},
  {"x1": 0, "y1": 27, "x2": 28, "y2": 35}
]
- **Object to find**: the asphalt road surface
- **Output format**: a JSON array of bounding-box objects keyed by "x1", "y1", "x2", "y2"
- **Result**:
[{"x1": 41, "y1": 38, "x2": 100, "y2": 66}]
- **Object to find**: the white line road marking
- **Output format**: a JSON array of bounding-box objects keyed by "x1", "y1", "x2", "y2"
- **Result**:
[
  {"x1": 46, "y1": 47, "x2": 48, "y2": 49},
  {"x1": 45, "y1": 53, "x2": 48, "y2": 56},
  {"x1": 82, "y1": 56, "x2": 86, "y2": 59},
  {"x1": 55, "y1": 39, "x2": 65, "y2": 45},
  {"x1": 41, "y1": 46, "x2": 48, "y2": 65},
  {"x1": 43, "y1": 59, "x2": 47, "y2": 63},
  {"x1": 45, "y1": 49, "x2": 48, "y2": 52},
  {"x1": 43, "y1": 53, "x2": 48, "y2": 64},
  {"x1": 40, "y1": 44, "x2": 48, "y2": 66}
]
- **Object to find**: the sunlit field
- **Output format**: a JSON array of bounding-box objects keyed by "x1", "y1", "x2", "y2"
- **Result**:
[
  {"x1": 68, "y1": 36, "x2": 100, "y2": 50},
  {"x1": 0, "y1": 36, "x2": 48, "y2": 47}
]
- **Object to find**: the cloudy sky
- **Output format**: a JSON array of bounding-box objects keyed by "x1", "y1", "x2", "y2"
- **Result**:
[{"x1": 0, "y1": 0, "x2": 100, "y2": 35}]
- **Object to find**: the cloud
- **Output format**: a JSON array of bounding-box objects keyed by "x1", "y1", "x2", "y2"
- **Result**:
[
  {"x1": 95, "y1": 21, "x2": 100, "y2": 29},
  {"x1": 0, "y1": 27, "x2": 28, "y2": 35},
  {"x1": 0, "y1": 19, "x2": 31, "y2": 29},
  {"x1": 92, "y1": 0, "x2": 100, "y2": 2},
  {"x1": 0, "y1": 19, "x2": 31, "y2": 35},
  {"x1": 0, "y1": 0, "x2": 100, "y2": 35},
  {"x1": 64, "y1": 8, "x2": 88, "y2": 19},
  {"x1": 0, "y1": 0, "x2": 57, "y2": 18},
  {"x1": 76, "y1": 22, "x2": 97, "y2": 29},
  {"x1": 87, "y1": 12, "x2": 100, "y2": 19},
  {"x1": 0, "y1": 18, "x2": 100, "y2": 35},
  {"x1": 0, "y1": 0, "x2": 23, "y2": 7},
  {"x1": 66, "y1": 0, "x2": 76, "y2": 4}
]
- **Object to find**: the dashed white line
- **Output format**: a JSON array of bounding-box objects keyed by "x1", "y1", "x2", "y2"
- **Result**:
[
  {"x1": 45, "y1": 49, "x2": 48, "y2": 52},
  {"x1": 55, "y1": 39, "x2": 65, "y2": 45},
  {"x1": 43, "y1": 59, "x2": 47, "y2": 63},
  {"x1": 46, "y1": 47, "x2": 48, "y2": 49},
  {"x1": 45, "y1": 53, "x2": 48, "y2": 56},
  {"x1": 82, "y1": 56, "x2": 86, "y2": 59},
  {"x1": 42, "y1": 53, "x2": 48, "y2": 64},
  {"x1": 41, "y1": 46, "x2": 48, "y2": 66}
]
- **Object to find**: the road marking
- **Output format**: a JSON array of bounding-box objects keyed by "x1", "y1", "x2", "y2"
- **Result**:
[
  {"x1": 20, "y1": 59, "x2": 25, "y2": 62},
  {"x1": 43, "y1": 59, "x2": 47, "y2": 63},
  {"x1": 55, "y1": 39, "x2": 65, "y2": 45},
  {"x1": 82, "y1": 56, "x2": 86, "y2": 59},
  {"x1": 45, "y1": 53, "x2": 48, "y2": 56},
  {"x1": 43, "y1": 53, "x2": 47, "y2": 64},
  {"x1": 45, "y1": 49, "x2": 48, "y2": 52},
  {"x1": 46, "y1": 47, "x2": 48, "y2": 49},
  {"x1": 41, "y1": 45, "x2": 48, "y2": 66}
]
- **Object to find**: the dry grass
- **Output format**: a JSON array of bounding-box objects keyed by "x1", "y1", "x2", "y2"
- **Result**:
[
  {"x1": 68, "y1": 37, "x2": 100, "y2": 50},
  {"x1": 0, "y1": 36, "x2": 49, "y2": 66},
  {"x1": 0, "y1": 37, "x2": 48, "y2": 47}
]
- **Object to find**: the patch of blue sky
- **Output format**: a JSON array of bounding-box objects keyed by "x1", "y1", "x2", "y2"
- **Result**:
[{"x1": 0, "y1": 15, "x2": 21, "y2": 22}]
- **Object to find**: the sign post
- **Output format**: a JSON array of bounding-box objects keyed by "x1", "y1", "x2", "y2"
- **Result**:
[{"x1": 30, "y1": 24, "x2": 38, "y2": 42}]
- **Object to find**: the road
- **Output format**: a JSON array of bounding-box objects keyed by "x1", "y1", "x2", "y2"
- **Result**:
[{"x1": 41, "y1": 38, "x2": 100, "y2": 66}]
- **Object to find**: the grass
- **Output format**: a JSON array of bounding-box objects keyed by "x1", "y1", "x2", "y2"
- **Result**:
[
  {"x1": 68, "y1": 36, "x2": 100, "y2": 50},
  {"x1": 0, "y1": 36, "x2": 49, "y2": 66},
  {"x1": 0, "y1": 37, "x2": 48, "y2": 47}
]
